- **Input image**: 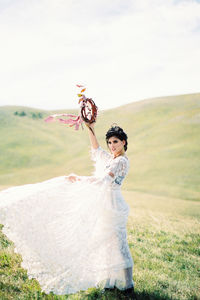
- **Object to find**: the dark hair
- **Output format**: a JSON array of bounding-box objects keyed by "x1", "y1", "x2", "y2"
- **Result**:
[{"x1": 105, "y1": 125, "x2": 128, "y2": 151}]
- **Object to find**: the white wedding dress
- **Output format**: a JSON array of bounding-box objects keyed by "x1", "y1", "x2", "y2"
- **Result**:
[{"x1": 0, "y1": 146, "x2": 134, "y2": 295}]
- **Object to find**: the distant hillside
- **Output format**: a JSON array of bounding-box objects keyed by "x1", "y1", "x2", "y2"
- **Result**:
[{"x1": 0, "y1": 93, "x2": 200, "y2": 201}]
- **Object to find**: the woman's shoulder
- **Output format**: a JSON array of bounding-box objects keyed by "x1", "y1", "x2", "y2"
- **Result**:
[
  {"x1": 96, "y1": 146, "x2": 112, "y2": 157},
  {"x1": 112, "y1": 154, "x2": 129, "y2": 169},
  {"x1": 90, "y1": 146, "x2": 112, "y2": 162}
]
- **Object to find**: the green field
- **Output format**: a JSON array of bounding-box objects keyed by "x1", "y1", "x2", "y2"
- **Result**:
[
  {"x1": 0, "y1": 93, "x2": 200, "y2": 299},
  {"x1": 1, "y1": 93, "x2": 200, "y2": 201}
]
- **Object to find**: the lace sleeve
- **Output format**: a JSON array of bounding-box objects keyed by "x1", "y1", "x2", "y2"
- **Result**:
[
  {"x1": 100, "y1": 157, "x2": 129, "y2": 186},
  {"x1": 108, "y1": 157, "x2": 129, "y2": 184},
  {"x1": 90, "y1": 146, "x2": 111, "y2": 162}
]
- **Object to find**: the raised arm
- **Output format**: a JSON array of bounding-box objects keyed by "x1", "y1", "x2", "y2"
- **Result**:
[
  {"x1": 66, "y1": 122, "x2": 99, "y2": 183},
  {"x1": 85, "y1": 122, "x2": 99, "y2": 150}
]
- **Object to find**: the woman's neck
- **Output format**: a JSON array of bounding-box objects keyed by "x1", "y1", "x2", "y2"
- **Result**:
[{"x1": 113, "y1": 150, "x2": 125, "y2": 159}]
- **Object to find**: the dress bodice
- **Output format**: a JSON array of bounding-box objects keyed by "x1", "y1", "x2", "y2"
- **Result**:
[{"x1": 90, "y1": 146, "x2": 129, "y2": 189}]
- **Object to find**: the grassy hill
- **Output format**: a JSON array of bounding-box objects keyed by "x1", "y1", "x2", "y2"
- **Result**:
[
  {"x1": 0, "y1": 94, "x2": 200, "y2": 299},
  {"x1": 0, "y1": 93, "x2": 200, "y2": 201}
]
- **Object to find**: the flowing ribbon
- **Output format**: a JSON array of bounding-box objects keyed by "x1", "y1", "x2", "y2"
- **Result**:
[{"x1": 44, "y1": 113, "x2": 83, "y2": 130}]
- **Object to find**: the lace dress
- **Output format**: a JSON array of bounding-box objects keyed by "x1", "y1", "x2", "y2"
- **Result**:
[{"x1": 0, "y1": 146, "x2": 134, "y2": 294}]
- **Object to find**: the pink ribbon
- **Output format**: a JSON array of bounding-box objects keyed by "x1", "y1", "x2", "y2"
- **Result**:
[{"x1": 44, "y1": 114, "x2": 83, "y2": 130}]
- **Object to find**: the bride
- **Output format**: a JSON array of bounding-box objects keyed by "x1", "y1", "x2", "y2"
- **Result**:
[{"x1": 0, "y1": 121, "x2": 135, "y2": 297}]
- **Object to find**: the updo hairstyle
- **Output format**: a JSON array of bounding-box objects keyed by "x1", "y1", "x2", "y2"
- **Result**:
[{"x1": 105, "y1": 125, "x2": 128, "y2": 151}]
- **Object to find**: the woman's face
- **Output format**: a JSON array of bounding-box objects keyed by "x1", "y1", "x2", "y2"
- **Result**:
[{"x1": 107, "y1": 136, "x2": 125, "y2": 156}]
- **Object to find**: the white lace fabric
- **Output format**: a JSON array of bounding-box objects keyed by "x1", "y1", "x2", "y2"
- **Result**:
[
  {"x1": 90, "y1": 146, "x2": 130, "y2": 188},
  {"x1": 0, "y1": 146, "x2": 134, "y2": 294}
]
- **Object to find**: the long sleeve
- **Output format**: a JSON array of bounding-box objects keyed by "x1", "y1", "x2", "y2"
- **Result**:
[
  {"x1": 90, "y1": 146, "x2": 129, "y2": 188},
  {"x1": 90, "y1": 146, "x2": 111, "y2": 162},
  {"x1": 104, "y1": 157, "x2": 129, "y2": 186}
]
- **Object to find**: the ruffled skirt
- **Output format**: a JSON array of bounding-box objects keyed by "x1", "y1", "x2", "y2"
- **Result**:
[{"x1": 0, "y1": 175, "x2": 133, "y2": 294}]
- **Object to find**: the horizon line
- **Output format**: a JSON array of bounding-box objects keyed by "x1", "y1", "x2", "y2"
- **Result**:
[{"x1": 0, "y1": 91, "x2": 199, "y2": 112}]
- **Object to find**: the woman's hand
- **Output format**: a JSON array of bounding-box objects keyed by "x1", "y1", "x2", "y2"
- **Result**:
[
  {"x1": 66, "y1": 175, "x2": 80, "y2": 183},
  {"x1": 84, "y1": 121, "x2": 95, "y2": 131}
]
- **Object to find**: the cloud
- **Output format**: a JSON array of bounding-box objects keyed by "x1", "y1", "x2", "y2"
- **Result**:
[{"x1": 0, "y1": 0, "x2": 199, "y2": 110}]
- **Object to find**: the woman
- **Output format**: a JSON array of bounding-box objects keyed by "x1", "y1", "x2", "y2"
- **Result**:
[{"x1": 0, "y1": 122, "x2": 134, "y2": 297}]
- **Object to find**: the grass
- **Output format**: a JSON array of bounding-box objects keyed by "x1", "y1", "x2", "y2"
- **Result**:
[{"x1": 125, "y1": 191, "x2": 200, "y2": 300}]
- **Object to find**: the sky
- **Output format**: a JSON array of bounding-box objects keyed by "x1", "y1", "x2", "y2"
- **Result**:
[{"x1": 0, "y1": 0, "x2": 200, "y2": 111}]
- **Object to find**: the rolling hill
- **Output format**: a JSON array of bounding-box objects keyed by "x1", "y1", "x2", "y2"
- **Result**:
[
  {"x1": 0, "y1": 93, "x2": 200, "y2": 201},
  {"x1": 0, "y1": 94, "x2": 200, "y2": 300}
]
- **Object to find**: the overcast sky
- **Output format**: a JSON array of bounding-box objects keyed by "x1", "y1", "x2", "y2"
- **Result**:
[{"x1": 0, "y1": 0, "x2": 200, "y2": 111}]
